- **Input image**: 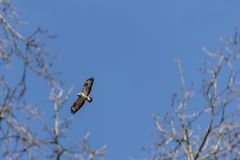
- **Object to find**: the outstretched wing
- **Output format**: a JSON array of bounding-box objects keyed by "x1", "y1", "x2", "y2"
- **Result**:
[
  {"x1": 71, "y1": 97, "x2": 85, "y2": 113},
  {"x1": 81, "y1": 77, "x2": 94, "y2": 95}
]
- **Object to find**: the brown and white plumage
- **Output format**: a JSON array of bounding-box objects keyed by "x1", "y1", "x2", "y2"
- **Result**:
[{"x1": 71, "y1": 77, "x2": 94, "y2": 113}]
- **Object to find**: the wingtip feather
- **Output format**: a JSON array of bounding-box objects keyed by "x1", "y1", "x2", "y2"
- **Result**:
[
  {"x1": 71, "y1": 108, "x2": 76, "y2": 114},
  {"x1": 88, "y1": 77, "x2": 94, "y2": 81}
]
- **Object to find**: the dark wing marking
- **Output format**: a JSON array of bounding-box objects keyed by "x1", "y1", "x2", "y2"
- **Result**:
[
  {"x1": 71, "y1": 97, "x2": 85, "y2": 113},
  {"x1": 81, "y1": 77, "x2": 94, "y2": 95}
]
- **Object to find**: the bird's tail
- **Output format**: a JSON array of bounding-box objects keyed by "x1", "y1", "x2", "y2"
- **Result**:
[{"x1": 87, "y1": 96, "x2": 93, "y2": 103}]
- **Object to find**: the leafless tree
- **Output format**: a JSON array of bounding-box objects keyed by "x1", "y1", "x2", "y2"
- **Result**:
[
  {"x1": 0, "y1": 1, "x2": 106, "y2": 159},
  {"x1": 145, "y1": 31, "x2": 240, "y2": 160}
]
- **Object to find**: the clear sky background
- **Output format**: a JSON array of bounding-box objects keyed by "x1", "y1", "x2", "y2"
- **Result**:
[{"x1": 13, "y1": 0, "x2": 240, "y2": 159}]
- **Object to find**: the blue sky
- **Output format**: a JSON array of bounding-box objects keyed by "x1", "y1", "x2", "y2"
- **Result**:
[{"x1": 14, "y1": 0, "x2": 240, "y2": 159}]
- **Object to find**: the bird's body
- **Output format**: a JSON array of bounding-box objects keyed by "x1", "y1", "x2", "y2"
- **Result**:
[
  {"x1": 71, "y1": 77, "x2": 94, "y2": 113},
  {"x1": 77, "y1": 92, "x2": 92, "y2": 102}
]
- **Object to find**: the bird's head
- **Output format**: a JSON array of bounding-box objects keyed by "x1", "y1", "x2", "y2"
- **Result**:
[{"x1": 77, "y1": 92, "x2": 83, "y2": 97}]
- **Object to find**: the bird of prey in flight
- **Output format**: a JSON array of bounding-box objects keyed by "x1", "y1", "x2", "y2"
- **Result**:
[{"x1": 71, "y1": 77, "x2": 94, "y2": 113}]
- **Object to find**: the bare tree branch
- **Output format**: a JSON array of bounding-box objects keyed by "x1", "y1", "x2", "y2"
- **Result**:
[
  {"x1": 146, "y1": 30, "x2": 240, "y2": 160},
  {"x1": 0, "y1": 1, "x2": 106, "y2": 159}
]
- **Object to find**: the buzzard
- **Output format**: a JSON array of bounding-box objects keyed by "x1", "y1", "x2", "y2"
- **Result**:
[{"x1": 71, "y1": 77, "x2": 94, "y2": 113}]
